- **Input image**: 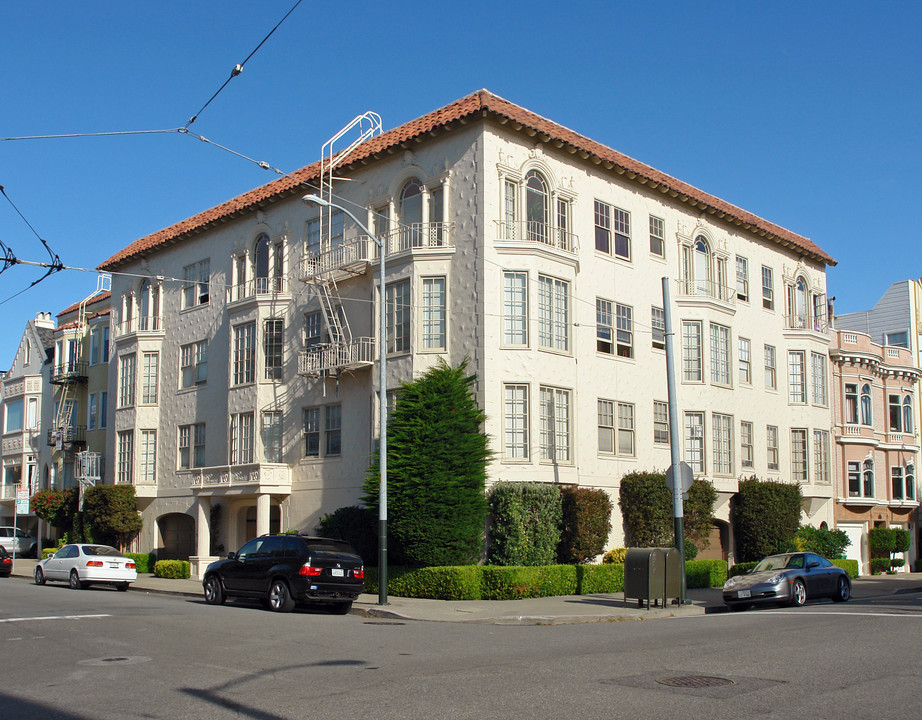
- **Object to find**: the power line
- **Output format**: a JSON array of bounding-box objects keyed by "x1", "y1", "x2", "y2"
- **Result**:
[
  {"x1": 184, "y1": 0, "x2": 303, "y2": 128},
  {"x1": 0, "y1": 128, "x2": 182, "y2": 142}
]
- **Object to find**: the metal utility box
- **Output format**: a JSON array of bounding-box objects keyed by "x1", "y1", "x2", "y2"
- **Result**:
[
  {"x1": 664, "y1": 547, "x2": 682, "y2": 602},
  {"x1": 624, "y1": 547, "x2": 666, "y2": 608}
]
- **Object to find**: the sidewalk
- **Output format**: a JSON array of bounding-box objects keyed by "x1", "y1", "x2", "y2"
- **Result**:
[{"x1": 7, "y1": 558, "x2": 921, "y2": 625}]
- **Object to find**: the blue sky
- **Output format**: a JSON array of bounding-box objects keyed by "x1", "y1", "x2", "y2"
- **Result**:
[{"x1": 1, "y1": 1, "x2": 919, "y2": 368}]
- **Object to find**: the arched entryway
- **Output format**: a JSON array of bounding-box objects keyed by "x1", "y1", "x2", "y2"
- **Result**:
[{"x1": 157, "y1": 513, "x2": 195, "y2": 560}]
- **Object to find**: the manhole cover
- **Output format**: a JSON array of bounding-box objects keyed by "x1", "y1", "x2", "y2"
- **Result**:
[
  {"x1": 656, "y1": 675, "x2": 734, "y2": 688},
  {"x1": 78, "y1": 656, "x2": 152, "y2": 667}
]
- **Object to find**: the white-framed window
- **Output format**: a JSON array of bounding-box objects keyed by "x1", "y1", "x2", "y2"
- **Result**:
[
  {"x1": 904, "y1": 396, "x2": 914, "y2": 434},
  {"x1": 618, "y1": 402, "x2": 635, "y2": 456},
  {"x1": 182, "y1": 259, "x2": 210, "y2": 309},
  {"x1": 503, "y1": 272, "x2": 528, "y2": 346},
  {"x1": 847, "y1": 461, "x2": 861, "y2": 497},
  {"x1": 682, "y1": 320, "x2": 703, "y2": 382},
  {"x1": 303, "y1": 408, "x2": 320, "y2": 457},
  {"x1": 178, "y1": 423, "x2": 205, "y2": 469},
  {"x1": 4, "y1": 399, "x2": 23, "y2": 433},
  {"x1": 26, "y1": 397, "x2": 37, "y2": 431},
  {"x1": 767, "y1": 425, "x2": 779, "y2": 470},
  {"x1": 598, "y1": 399, "x2": 615, "y2": 455},
  {"x1": 738, "y1": 338, "x2": 751, "y2": 385},
  {"x1": 890, "y1": 394, "x2": 913, "y2": 433},
  {"x1": 263, "y1": 319, "x2": 284, "y2": 380},
  {"x1": 386, "y1": 279, "x2": 411, "y2": 354},
  {"x1": 421, "y1": 277, "x2": 446, "y2": 351},
  {"x1": 304, "y1": 311, "x2": 323, "y2": 347},
  {"x1": 616, "y1": 304, "x2": 634, "y2": 358},
  {"x1": 306, "y1": 217, "x2": 321, "y2": 256},
  {"x1": 141, "y1": 352, "x2": 159, "y2": 405},
  {"x1": 710, "y1": 323, "x2": 731, "y2": 385},
  {"x1": 539, "y1": 386, "x2": 571, "y2": 462},
  {"x1": 741, "y1": 421, "x2": 754, "y2": 469},
  {"x1": 325, "y1": 405, "x2": 342, "y2": 456},
  {"x1": 649, "y1": 215, "x2": 665, "y2": 257},
  {"x1": 538, "y1": 275, "x2": 569, "y2": 352},
  {"x1": 90, "y1": 324, "x2": 109, "y2": 365},
  {"x1": 525, "y1": 170, "x2": 549, "y2": 243},
  {"x1": 503, "y1": 384, "x2": 529, "y2": 460},
  {"x1": 813, "y1": 429, "x2": 830, "y2": 484},
  {"x1": 811, "y1": 352, "x2": 827, "y2": 406},
  {"x1": 597, "y1": 298, "x2": 613, "y2": 354},
  {"x1": 229, "y1": 412, "x2": 254, "y2": 465},
  {"x1": 613, "y1": 206, "x2": 631, "y2": 260},
  {"x1": 233, "y1": 322, "x2": 256, "y2": 385},
  {"x1": 907, "y1": 463, "x2": 915, "y2": 501},
  {"x1": 181, "y1": 340, "x2": 208, "y2": 387},
  {"x1": 118, "y1": 353, "x2": 136, "y2": 408},
  {"x1": 761, "y1": 265, "x2": 774, "y2": 310},
  {"x1": 117, "y1": 430, "x2": 133, "y2": 484},
  {"x1": 597, "y1": 400, "x2": 634, "y2": 457},
  {"x1": 735, "y1": 256, "x2": 749, "y2": 302},
  {"x1": 764, "y1": 344, "x2": 777, "y2": 390},
  {"x1": 594, "y1": 200, "x2": 630, "y2": 259},
  {"x1": 594, "y1": 200, "x2": 611, "y2": 254},
  {"x1": 139, "y1": 430, "x2": 156, "y2": 484},
  {"x1": 651, "y1": 307, "x2": 665, "y2": 350},
  {"x1": 863, "y1": 459, "x2": 875, "y2": 496},
  {"x1": 788, "y1": 351, "x2": 806, "y2": 404},
  {"x1": 713, "y1": 413, "x2": 733, "y2": 475},
  {"x1": 654, "y1": 401, "x2": 669, "y2": 445},
  {"x1": 684, "y1": 412, "x2": 705, "y2": 473},
  {"x1": 88, "y1": 393, "x2": 98, "y2": 431},
  {"x1": 860, "y1": 384, "x2": 873, "y2": 425},
  {"x1": 503, "y1": 180, "x2": 517, "y2": 239},
  {"x1": 791, "y1": 428, "x2": 808, "y2": 482},
  {"x1": 844, "y1": 383, "x2": 858, "y2": 423},
  {"x1": 262, "y1": 412, "x2": 282, "y2": 463}
]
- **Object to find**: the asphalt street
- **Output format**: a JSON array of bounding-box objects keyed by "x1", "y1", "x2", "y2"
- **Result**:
[{"x1": 1, "y1": 575, "x2": 921, "y2": 720}]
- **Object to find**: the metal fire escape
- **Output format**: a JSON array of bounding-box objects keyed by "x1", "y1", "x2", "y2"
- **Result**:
[
  {"x1": 299, "y1": 113, "x2": 382, "y2": 384},
  {"x1": 50, "y1": 274, "x2": 110, "y2": 492}
]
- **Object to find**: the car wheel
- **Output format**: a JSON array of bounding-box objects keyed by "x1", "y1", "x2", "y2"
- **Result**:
[
  {"x1": 832, "y1": 576, "x2": 850, "y2": 603},
  {"x1": 328, "y1": 601, "x2": 352, "y2": 615},
  {"x1": 34, "y1": 567, "x2": 45, "y2": 585},
  {"x1": 789, "y1": 579, "x2": 807, "y2": 607},
  {"x1": 267, "y1": 580, "x2": 295, "y2": 613},
  {"x1": 69, "y1": 570, "x2": 86, "y2": 590},
  {"x1": 203, "y1": 575, "x2": 226, "y2": 605},
  {"x1": 116, "y1": 582, "x2": 130, "y2": 592}
]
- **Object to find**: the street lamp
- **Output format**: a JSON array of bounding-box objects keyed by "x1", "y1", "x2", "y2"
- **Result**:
[{"x1": 302, "y1": 194, "x2": 388, "y2": 605}]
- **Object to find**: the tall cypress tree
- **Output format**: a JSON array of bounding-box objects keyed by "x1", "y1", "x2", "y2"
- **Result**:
[{"x1": 363, "y1": 359, "x2": 490, "y2": 566}]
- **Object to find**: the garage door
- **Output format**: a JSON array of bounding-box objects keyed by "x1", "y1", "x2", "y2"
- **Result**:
[{"x1": 838, "y1": 522, "x2": 865, "y2": 576}]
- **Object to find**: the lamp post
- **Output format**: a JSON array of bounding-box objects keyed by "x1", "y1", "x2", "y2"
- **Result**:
[{"x1": 302, "y1": 194, "x2": 388, "y2": 605}]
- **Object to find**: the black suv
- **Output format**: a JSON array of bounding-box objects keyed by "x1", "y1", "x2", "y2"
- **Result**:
[{"x1": 202, "y1": 534, "x2": 364, "y2": 614}]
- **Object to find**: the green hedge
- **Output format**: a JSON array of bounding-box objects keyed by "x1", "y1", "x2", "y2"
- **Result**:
[
  {"x1": 728, "y1": 561, "x2": 758, "y2": 578},
  {"x1": 153, "y1": 560, "x2": 190, "y2": 579},
  {"x1": 480, "y1": 565, "x2": 578, "y2": 599},
  {"x1": 364, "y1": 566, "x2": 482, "y2": 600},
  {"x1": 125, "y1": 553, "x2": 153, "y2": 574},
  {"x1": 576, "y1": 563, "x2": 625, "y2": 593},
  {"x1": 685, "y1": 559, "x2": 728, "y2": 589},
  {"x1": 831, "y1": 559, "x2": 859, "y2": 579}
]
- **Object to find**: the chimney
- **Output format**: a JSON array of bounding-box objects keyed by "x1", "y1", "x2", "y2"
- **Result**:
[{"x1": 33, "y1": 312, "x2": 55, "y2": 329}]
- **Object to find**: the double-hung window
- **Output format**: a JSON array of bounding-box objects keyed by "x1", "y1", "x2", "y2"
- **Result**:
[
  {"x1": 736, "y1": 256, "x2": 749, "y2": 302},
  {"x1": 118, "y1": 354, "x2": 136, "y2": 408},
  {"x1": 738, "y1": 338, "x2": 751, "y2": 385},
  {"x1": 179, "y1": 423, "x2": 205, "y2": 469},
  {"x1": 791, "y1": 429, "x2": 808, "y2": 482},
  {"x1": 712, "y1": 413, "x2": 733, "y2": 475},
  {"x1": 302, "y1": 406, "x2": 342, "y2": 458},
  {"x1": 651, "y1": 307, "x2": 665, "y2": 350},
  {"x1": 767, "y1": 425, "x2": 779, "y2": 470},
  {"x1": 262, "y1": 412, "x2": 282, "y2": 463},
  {"x1": 117, "y1": 431, "x2": 133, "y2": 484},
  {"x1": 764, "y1": 345, "x2": 777, "y2": 390},
  {"x1": 325, "y1": 405, "x2": 342, "y2": 456},
  {"x1": 653, "y1": 401, "x2": 669, "y2": 445},
  {"x1": 682, "y1": 321, "x2": 703, "y2": 382},
  {"x1": 649, "y1": 215, "x2": 665, "y2": 257},
  {"x1": 761, "y1": 266, "x2": 774, "y2": 310},
  {"x1": 596, "y1": 299, "x2": 613, "y2": 354},
  {"x1": 182, "y1": 259, "x2": 210, "y2": 308},
  {"x1": 539, "y1": 386, "x2": 571, "y2": 462},
  {"x1": 788, "y1": 351, "x2": 806, "y2": 403},
  {"x1": 503, "y1": 272, "x2": 528, "y2": 346},
  {"x1": 741, "y1": 421, "x2": 754, "y2": 469},
  {"x1": 181, "y1": 340, "x2": 208, "y2": 387},
  {"x1": 139, "y1": 430, "x2": 156, "y2": 484},
  {"x1": 594, "y1": 200, "x2": 611, "y2": 254},
  {"x1": 684, "y1": 412, "x2": 704, "y2": 473},
  {"x1": 230, "y1": 412, "x2": 254, "y2": 465},
  {"x1": 141, "y1": 352, "x2": 159, "y2": 405},
  {"x1": 503, "y1": 384, "x2": 529, "y2": 460},
  {"x1": 813, "y1": 430, "x2": 830, "y2": 484},
  {"x1": 303, "y1": 408, "x2": 320, "y2": 457},
  {"x1": 616, "y1": 304, "x2": 633, "y2": 358},
  {"x1": 421, "y1": 277, "x2": 446, "y2": 350},
  {"x1": 538, "y1": 275, "x2": 569, "y2": 352},
  {"x1": 386, "y1": 279, "x2": 411, "y2": 354},
  {"x1": 598, "y1": 400, "x2": 633, "y2": 456},
  {"x1": 233, "y1": 322, "x2": 256, "y2": 385},
  {"x1": 710, "y1": 323, "x2": 730, "y2": 385},
  {"x1": 264, "y1": 319, "x2": 284, "y2": 380},
  {"x1": 811, "y1": 352, "x2": 827, "y2": 405}
]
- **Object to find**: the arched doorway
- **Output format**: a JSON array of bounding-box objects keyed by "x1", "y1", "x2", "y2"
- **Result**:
[{"x1": 157, "y1": 513, "x2": 195, "y2": 560}]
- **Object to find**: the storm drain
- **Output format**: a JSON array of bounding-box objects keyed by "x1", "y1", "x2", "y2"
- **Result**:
[{"x1": 655, "y1": 675, "x2": 734, "y2": 689}]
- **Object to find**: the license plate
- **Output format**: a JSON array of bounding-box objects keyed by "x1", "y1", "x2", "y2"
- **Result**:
[
  {"x1": 331, "y1": 569, "x2": 344, "y2": 577},
  {"x1": 109, "y1": 563, "x2": 120, "y2": 568},
  {"x1": 737, "y1": 590, "x2": 751, "y2": 598}
]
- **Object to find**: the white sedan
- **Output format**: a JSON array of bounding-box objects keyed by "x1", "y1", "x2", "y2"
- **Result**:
[{"x1": 34, "y1": 544, "x2": 137, "y2": 591}]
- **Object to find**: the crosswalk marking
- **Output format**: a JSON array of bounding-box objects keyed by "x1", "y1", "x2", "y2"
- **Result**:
[{"x1": 0, "y1": 614, "x2": 111, "y2": 624}]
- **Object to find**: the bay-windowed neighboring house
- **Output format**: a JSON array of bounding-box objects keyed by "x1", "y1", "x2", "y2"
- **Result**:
[{"x1": 96, "y1": 90, "x2": 837, "y2": 576}]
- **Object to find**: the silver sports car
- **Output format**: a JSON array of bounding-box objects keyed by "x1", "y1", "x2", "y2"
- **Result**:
[{"x1": 723, "y1": 552, "x2": 851, "y2": 611}]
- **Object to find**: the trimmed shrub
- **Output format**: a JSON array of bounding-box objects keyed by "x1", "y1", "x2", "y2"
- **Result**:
[
  {"x1": 153, "y1": 560, "x2": 190, "y2": 579},
  {"x1": 618, "y1": 472, "x2": 716, "y2": 548},
  {"x1": 684, "y1": 538, "x2": 699, "y2": 560},
  {"x1": 794, "y1": 526, "x2": 850, "y2": 558},
  {"x1": 868, "y1": 527, "x2": 896, "y2": 557},
  {"x1": 731, "y1": 478, "x2": 802, "y2": 562},
  {"x1": 488, "y1": 482, "x2": 562, "y2": 566},
  {"x1": 557, "y1": 486, "x2": 612, "y2": 564},
  {"x1": 685, "y1": 559, "x2": 728, "y2": 588},
  {"x1": 316, "y1": 505, "x2": 377, "y2": 565},
  {"x1": 577, "y1": 563, "x2": 625, "y2": 594},
  {"x1": 892, "y1": 528, "x2": 911, "y2": 555},
  {"x1": 831, "y1": 559, "x2": 859, "y2": 579},
  {"x1": 728, "y1": 561, "x2": 758, "y2": 578},
  {"x1": 891, "y1": 557, "x2": 906, "y2": 569},
  {"x1": 480, "y1": 565, "x2": 577, "y2": 599},
  {"x1": 364, "y1": 566, "x2": 482, "y2": 600},
  {"x1": 602, "y1": 547, "x2": 628, "y2": 564},
  {"x1": 125, "y1": 553, "x2": 152, "y2": 574},
  {"x1": 870, "y1": 557, "x2": 891, "y2": 574},
  {"x1": 363, "y1": 359, "x2": 490, "y2": 567},
  {"x1": 82, "y1": 485, "x2": 144, "y2": 550}
]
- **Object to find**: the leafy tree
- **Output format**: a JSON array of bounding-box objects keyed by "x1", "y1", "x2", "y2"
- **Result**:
[
  {"x1": 82, "y1": 485, "x2": 143, "y2": 550},
  {"x1": 731, "y1": 477, "x2": 802, "y2": 562},
  {"x1": 488, "y1": 482, "x2": 562, "y2": 566},
  {"x1": 794, "y1": 526, "x2": 850, "y2": 558},
  {"x1": 363, "y1": 359, "x2": 490, "y2": 567},
  {"x1": 31, "y1": 488, "x2": 78, "y2": 531},
  {"x1": 618, "y1": 471, "x2": 716, "y2": 548},
  {"x1": 316, "y1": 505, "x2": 377, "y2": 563},
  {"x1": 557, "y1": 486, "x2": 612, "y2": 564}
]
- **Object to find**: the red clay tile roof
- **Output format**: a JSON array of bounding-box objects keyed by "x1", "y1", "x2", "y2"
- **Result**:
[
  {"x1": 98, "y1": 89, "x2": 834, "y2": 269},
  {"x1": 56, "y1": 291, "x2": 111, "y2": 318}
]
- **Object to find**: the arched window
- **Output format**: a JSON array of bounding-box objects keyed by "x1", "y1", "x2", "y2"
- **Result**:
[
  {"x1": 907, "y1": 463, "x2": 916, "y2": 500},
  {"x1": 903, "y1": 396, "x2": 914, "y2": 435},
  {"x1": 863, "y1": 459, "x2": 875, "y2": 496},
  {"x1": 694, "y1": 237, "x2": 711, "y2": 296},
  {"x1": 399, "y1": 179, "x2": 423, "y2": 247},
  {"x1": 525, "y1": 170, "x2": 548, "y2": 243},
  {"x1": 254, "y1": 233, "x2": 271, "y2": 293},
  {"x1": 860, "y1": 384, "x2": 873, "y2": 426}
]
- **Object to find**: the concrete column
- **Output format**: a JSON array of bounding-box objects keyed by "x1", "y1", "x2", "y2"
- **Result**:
[
  {"x1": 189, "y1": 495, "x2": 214, "y2": 580},
  {"x1": 257, "y1": 494, "x2": 271, "y2": 536}
]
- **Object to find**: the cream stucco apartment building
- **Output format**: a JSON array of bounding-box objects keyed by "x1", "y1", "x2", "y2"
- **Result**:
[{"x1": 96, "y1": 90, "x2": 837, "y2": 577}]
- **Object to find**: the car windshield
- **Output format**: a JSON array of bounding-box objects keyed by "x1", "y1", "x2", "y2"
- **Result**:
[
  {"x1": 82, "y1": 545, "x2": 121, "y2": 557},
  {"x1": 753, "y1": 555, "x2": 799, "y2": 572}
]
